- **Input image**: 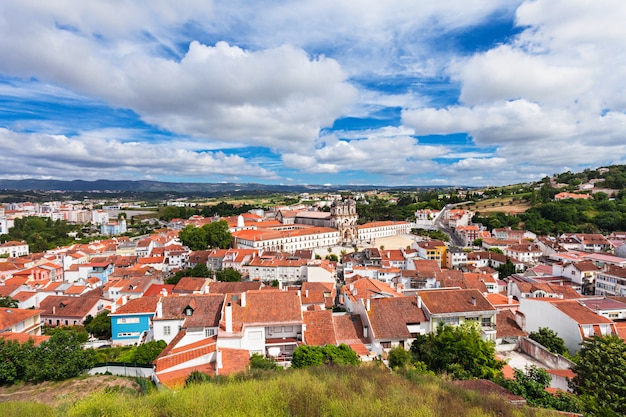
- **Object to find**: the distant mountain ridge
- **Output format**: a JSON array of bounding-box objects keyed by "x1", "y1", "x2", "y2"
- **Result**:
[{"x1": 0, "y1": 179, "x2": 449, "y2": 193}]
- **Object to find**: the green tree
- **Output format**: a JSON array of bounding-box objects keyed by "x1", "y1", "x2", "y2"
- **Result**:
[
  {"x1": 325, "y1": 253, "x2": 338, "y2": 262},
  {"x1": 249, "y1": 353, "x2": 279, "y2": 370},
  {"x1": 0, "y1": 296, "x2": 18, "y2": 308},
  {"x1": 528, "y1": 327, "x2": 567, "y2": 355},
  {"x1": 178, "y1": 225, "x2": 208, "y2": 251},
  {"x1": 202, "y1": 220, "x2": 232, "y2": 249},
  {"x1": 388, "y1": 346, "x2": 412, "y2": 370},
  {"x1": 215, "y1": 267, "x2": 242, "y2": 282},
  {"x1": 0, "y1": 338, "x2": 30, "y2": 384},
  {"x1": 84, "y1": 310, "x2": 112, "y2": 340},
  {"x1": 291, "y1": 345, "x2": 325, "y2": 369},
  {"x1": 497, "y1": 366, "x2": 581, "y2": 413},
  {"x1": 496, "y1": 258, "x2": 517, "y2": 279},
  {"x1": 291, "y1": 344, "x2": 359, "y2": 369},
  {"x1": 572, "y1": 335, "x2": 626, "y2": 416},
  {"x1": 133, "y1": 340, "x2": 167, "y2": 364},
  {"x1": 472, "y1": 238, "x2": 483, "y2": 247},
  {"x1": 43, "y1": 325, "x2": 89, "y2": 343},
  {"x1": 410, "y1": 322, "x2": 504, "y2": 380},
  {"x1": 24, "y1": 331, "x2": 96, "y2": 382}
]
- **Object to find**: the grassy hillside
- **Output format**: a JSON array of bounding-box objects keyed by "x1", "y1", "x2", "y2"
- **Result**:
[{"x1": 0, "y1": 365, "x2": 564, "y2": 417}]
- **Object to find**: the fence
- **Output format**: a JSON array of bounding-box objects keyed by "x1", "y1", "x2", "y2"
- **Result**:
[{"x1": 88, "y1": 362, "x2": 155, "y2": 378}]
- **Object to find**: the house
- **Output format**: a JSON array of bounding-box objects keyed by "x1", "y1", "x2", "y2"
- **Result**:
[
  {"x1": 173, "y1": 277, "x2": 211, "y2": 295},
  {"x1": 341, "y1": 277, "x2": 402, "y2": 312},
  {"x1": 152, "y1": 294, "x2": 225, "y2": 346},
  {"x1": 417, "y1": 288, "x2": 498, "y2": 341},
  {"x1": 302, "y1": 259, "x2": 336, "y2": 283},
  {"x1": 466, "y1": 251, "x2": 524, "y2": 272},
  {"x1": 519, "y1": 298, "x2": 618, "y2": 354},
  {"x1": 446, "y1": 247, "x2": 468, "y2": 269},
  {"x1": 110, "y1": 296, "x2": 159, "y2": 346},
  {"x1": 0, "y1": 240, "x2": 29, "y2": 258},
  {"x1": 246, "y1": 257, "x2": 307, "y2": 284},
  {"x1": 39, "y1": 295, "x2": 105, "y2": 327},
  {"x1": 561, "y1": 233, "x2": 613, "y2": 253},
  {"x1": 503, "y1": 244, "x2": 542, "y2": 265},
  {"x1": 0, "y1": 307, "x2": 44, "y2": 336},
  {"x1": 577, "y1": 297, "x2": 626, "y2": 321},
  {"x1": 302, "y1": 310, "x2": 370, "y2": 359},
  {"x1": 552, "y1": 260, "x2": 600, "y2": 293},
  {"x1": 507, "y1": 278, "x2": 582, "y2": 301},
  {"x1": 357, "y1": 296, "x2": 428, "y2": 357},
  {"x1": 413, "y1": 240, "x2": 447, "y2": 268},
  {"x1": 495, "y1": 309, "x2": 527, "y2": 345},
  {"x1": 595, "y1": 265, "x2": 626, "y2": 297},
  {"x1": 217, "y1": 290, "x2": 303, "y2": 363},
  {"x1": 554, "y1": 192, "x2": 592, "y2": 201}
]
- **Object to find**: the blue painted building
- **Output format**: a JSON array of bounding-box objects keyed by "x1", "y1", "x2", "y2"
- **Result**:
[{"x1": 109, "y1": 296, "x2": 158, "y2": 346}]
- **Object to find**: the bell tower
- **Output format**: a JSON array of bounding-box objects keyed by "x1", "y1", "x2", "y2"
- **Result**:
[{"x1": 330, "y1": 199, "x2": 358, "y2": 244}]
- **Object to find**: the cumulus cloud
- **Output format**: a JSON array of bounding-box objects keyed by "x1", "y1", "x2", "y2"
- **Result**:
[
  {"x1": 401, "y1": 0, "x2": 626, "y2": 184},
  {"x1": 283, "y1": 132, "x2": 447, "y2": 176},
  {"x1": 2, "y1": 1, "x2": 626, "y2": 186},
  {"x1": 0, "y1": 128, "x2": 276, "y2": 181}
]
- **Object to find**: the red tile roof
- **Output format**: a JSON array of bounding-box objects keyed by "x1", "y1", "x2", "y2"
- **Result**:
[
  {"x1": 368, "y1": 296, "x2": 426, "y2": 340},
  {"x1": 303, "y1": 310, "x2": 337, "y2": 346},
  {"x1": 0, "y1": 331, "x2": 49, "y2": 346},
  {"x1": 0, "y1": 308, "x2": 43, "y2": 330},
  {"x1": 418, "y1": 288, "x2": 496, "y2": 314}
]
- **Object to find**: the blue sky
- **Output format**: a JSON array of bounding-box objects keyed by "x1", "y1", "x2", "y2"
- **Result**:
[{"x1": 1, "y1": 1, "x2": 626, "y2": 186}]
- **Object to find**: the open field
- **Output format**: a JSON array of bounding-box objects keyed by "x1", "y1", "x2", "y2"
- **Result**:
[
  {"x1": 463, "y1": 198, "x2": 532, "y2": 215},
  {"x1": 0, "y1": 366, "x2": 563, "y2": 417},
  {"x1": 0, "y1": 375, "x2": 141, "y2": 409}
]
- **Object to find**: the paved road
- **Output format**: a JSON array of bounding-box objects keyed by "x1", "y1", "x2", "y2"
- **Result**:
[{"x1": 435, "y1": 204, "x2": 465, "y2": 247}]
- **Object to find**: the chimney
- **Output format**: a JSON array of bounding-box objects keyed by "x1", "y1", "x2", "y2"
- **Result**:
[
  {"x1": 52, "y1": 306, "x2": 56, "y2": 315},
  {"x1": 122, "y1": 295, "x2": 128, "y2": 305},
  {"x1": 417, "y1": 294, "x2": 422, "y2": 309},
  {"x1": 241, "y1": 292, "x2": 246, "y2": 307},
  {"x1": 156, "y1": 299, "x2": 163, "y2": 319},
  {"x1": 363, "y1": 325, "x2": 368, "y2": 339},
  {"x1": 225, "y1": 303, "x2": 233, "y2": 333},
  {"x1": 366, "y1": 298, "x2": 370, "y2": 311},
  {"x1": 507, "y1": 295, "x2": 513, "y2": 304},
  {"x1": 470, "y1": 296, "x2": 476, "y2": 306},
  {"x1": 204, "y1": 285, "x2": 210, "y2": 294},
  {"x1": 305, "y1": 290, "x2": 309, "y2": 298}
]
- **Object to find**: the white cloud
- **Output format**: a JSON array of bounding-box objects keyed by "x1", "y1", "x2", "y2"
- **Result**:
[
  {"x1": 0, "y1": 128, "x2": 276, "y2": 181},
  {"x1": 283, "y1": 134, "x2": 447, "y2": 176}
]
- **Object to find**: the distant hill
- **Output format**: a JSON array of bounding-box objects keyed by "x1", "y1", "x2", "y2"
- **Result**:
[{"x1": 0, "y1": 179, "x2": 452, "y2": 194}]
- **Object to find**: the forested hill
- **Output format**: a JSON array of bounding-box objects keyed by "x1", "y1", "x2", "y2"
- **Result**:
[{"x1": 0, "y1": 179, "x2": 447, "y2": 194}]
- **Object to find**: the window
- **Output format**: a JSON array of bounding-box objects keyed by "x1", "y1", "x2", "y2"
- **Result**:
[
  {"x1": 164, "y1": 325, "x2": 171, "y2": 336},
  {"x1": 117, "y1": 317, "x2": 140, "y2": 324},
  {"x1": 205, "y1": 328, "x2": 215, "y2": 337},
  {"x1": 118, "y1": 332, "x2": 140, "y2": 337},
  {"x1": 440, "y1": 317, "x2": 459, "y2": 325},
  {"x1": 381, "y1": 341, "x2": 391, "y2": 349},
  {"x1": 481, "y1": 317, "x2": 492, "y2": 327}
]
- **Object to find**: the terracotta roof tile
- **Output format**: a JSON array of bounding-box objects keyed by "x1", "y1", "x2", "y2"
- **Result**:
[
  {"x1": 368, "y1": 296, "x2": 426, "y2": 340},
  {"x1": 496, "y1": 310, "x2": 527, "y2": 338},
  {"x1": 333, "y1": 314, "x2": 367, "y2": 345},
  {"x1": 303, "y1": 310, "x2": 337, "y2": 346},
  {"x1": 112, "y1": 296, "x2": 159, "y2": 315},
  {"x1": 0, "y1": 331, "x2": 49, "y2": 346},
  {"x1": 418, "y1": 288, "x2": 496, "y2": 314},
  {"x1": 219, "y1": 348, "x2": 251, "y2": 376},
  {"x1": 0, "y1": 308, "x2": 43, "y2": 330}
]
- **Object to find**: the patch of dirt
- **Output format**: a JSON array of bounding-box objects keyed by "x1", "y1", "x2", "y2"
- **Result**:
[{"x1": 0, "y1": 375, "x2": 141, "y2": 408}]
